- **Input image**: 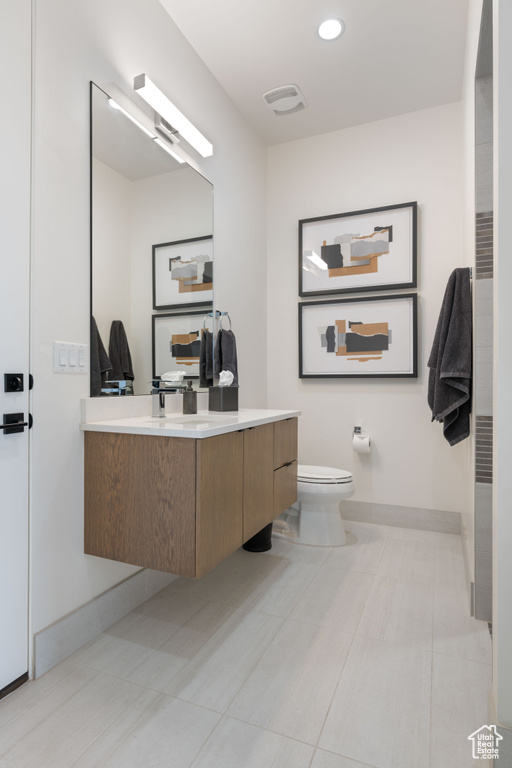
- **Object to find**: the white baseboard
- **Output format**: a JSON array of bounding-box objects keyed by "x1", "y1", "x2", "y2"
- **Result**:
[
  {"x1": 33, "y1": 569, "x2": 178, "y2": 679},
  {"x1": 341, "y1": 499, "x2": 461, "y2": 534}
]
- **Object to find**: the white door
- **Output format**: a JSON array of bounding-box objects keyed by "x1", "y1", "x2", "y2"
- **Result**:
[{"x1": 0, "y1": 0, "x2": 31, "y2": 696}]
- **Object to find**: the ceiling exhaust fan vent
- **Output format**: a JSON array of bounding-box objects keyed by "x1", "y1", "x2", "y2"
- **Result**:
[{"x1": 263, "y1": 84, "x2": 307, "y2": 116}]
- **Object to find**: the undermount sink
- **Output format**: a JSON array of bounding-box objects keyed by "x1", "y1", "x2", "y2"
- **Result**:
[
  {"x1": 146, "y1": 413, "x2": 238, "y2": 427},
  {"x1": 169, "y1": 414, "x2": 236, "y2": 425}
]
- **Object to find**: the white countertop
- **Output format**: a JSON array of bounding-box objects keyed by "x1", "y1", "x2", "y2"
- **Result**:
[{"x1": 80, "y1": 408, "x2": 300, "y2": 439}]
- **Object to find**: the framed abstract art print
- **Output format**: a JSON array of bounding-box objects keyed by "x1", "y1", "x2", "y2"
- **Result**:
[
  {"x1": 299, "y1": 202, "x2": 417, "y2": 297},
  {"x1": 299, "y1": 293, "x2": 417, "y2": 378}
]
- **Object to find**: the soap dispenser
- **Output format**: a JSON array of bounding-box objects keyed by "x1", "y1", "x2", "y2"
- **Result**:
[{"x1": 183, "y1": 380, "x2": 197, "y2": 414}]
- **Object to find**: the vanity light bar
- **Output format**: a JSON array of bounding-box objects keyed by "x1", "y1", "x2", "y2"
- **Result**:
[
  {"x1": 107, "y1": 98, "x2": 156, "y2": 139},
  {"x1": 153, "y1": 137, "x2": 185, "y2": 164},
  {"x1": 134, "y1": 73, "x2": 213, "y2": 158}
]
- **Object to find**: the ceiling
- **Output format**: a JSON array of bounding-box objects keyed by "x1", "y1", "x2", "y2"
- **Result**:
[{"x1": 159, "y1": 0, "x2": 469, "y2": 146}]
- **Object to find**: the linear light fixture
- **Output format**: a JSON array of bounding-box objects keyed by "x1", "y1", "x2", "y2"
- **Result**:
[
  {"x1": 153, "y1": 137, "x2": 185, "y2": 164},
  {"x1": 134, "y1": 73, "x2": 213, "y2": 158},
  {"x1": 107, "y1": 98, "x2": 156, "y2": 139}
]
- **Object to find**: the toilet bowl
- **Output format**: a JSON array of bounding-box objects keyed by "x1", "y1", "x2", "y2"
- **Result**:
[{"x1": 274, "y1": 464, "x2": 354, "y2": 546}]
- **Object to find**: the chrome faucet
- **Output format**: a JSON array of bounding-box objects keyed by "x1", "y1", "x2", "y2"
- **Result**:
[{"x1": 152, "y1": 389, "x2": 166, "y2": 418}]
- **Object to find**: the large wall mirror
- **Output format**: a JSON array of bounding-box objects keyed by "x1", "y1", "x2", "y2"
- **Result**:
[{"x1": 90, "y1": 82, "x2": 214, "y2": 396}]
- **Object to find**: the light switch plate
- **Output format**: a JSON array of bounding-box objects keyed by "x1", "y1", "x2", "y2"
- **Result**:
[{"x1": 53, "y1": 342, "x2": 89, "y2": 374}]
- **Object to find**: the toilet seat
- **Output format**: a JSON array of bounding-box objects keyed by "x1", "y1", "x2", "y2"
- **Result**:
[{"x1": 298, "y1": 464, "x2": 353, "y2": 485}]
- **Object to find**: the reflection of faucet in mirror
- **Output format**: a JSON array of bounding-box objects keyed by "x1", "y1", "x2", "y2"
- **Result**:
[{"x1": 90, "y1": 81, "x2": 214, "y2": 397}]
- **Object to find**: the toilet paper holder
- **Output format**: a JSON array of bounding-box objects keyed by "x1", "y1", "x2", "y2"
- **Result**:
[{"x1": 353, "y1": 426, "x2": 362, "y2": 435}]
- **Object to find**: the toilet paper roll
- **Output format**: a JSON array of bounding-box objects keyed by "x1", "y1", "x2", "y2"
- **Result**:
[{"x1": 353, "y1": 433, "x2": 371, "y2": 453}]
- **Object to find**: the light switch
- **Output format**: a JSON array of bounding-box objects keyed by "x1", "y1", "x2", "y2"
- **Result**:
[{"x1": 53, "y1": 342, "x2": 89, "y2": 374}]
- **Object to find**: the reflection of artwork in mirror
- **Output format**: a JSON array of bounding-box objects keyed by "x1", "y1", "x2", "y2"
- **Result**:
[
  {"x1": 299, "y1": 202, "x2": 417, "y2": 297},
  {"x1": 299, "y1": 293, "x2": 417, "y2": 378},
  {"x1": 152, "y1": 310, "x2": 207, "y2": 379},
  {"x1": 153, "y1": 236, "x2": 213, "y2": 310}
]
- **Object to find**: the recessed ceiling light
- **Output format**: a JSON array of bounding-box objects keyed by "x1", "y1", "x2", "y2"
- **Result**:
[{"x1": 318, "y1": 18, "x2": 345, "y2": 41}]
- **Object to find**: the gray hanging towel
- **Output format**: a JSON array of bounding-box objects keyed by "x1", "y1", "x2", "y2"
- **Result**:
[
  {"x1": 108, "y1": 320, "x2": 134, "y2": 381},
  {"x1": 90, "y1": 316, "x2": 112, "y2": 396},
  {"x1": 199, "y1": 329, "x2": 214, "y2": 388},
  {"x1": 215, "y1": 329, "x2": 239, "y2": 386},
  {"x1": 427, "y1": 267, "x2": 472, "y2": 446}
]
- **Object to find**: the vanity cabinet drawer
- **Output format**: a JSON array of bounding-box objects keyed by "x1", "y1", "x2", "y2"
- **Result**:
[
  {"x1": 273, "y1": 460, "x2": 298, "y2": 516},
  {"x1": 243, "y1": 424, "x2": 274, "y2": 542},
  {"x1": 274, "y1": 418, "x2": 298, "y2": 469}
]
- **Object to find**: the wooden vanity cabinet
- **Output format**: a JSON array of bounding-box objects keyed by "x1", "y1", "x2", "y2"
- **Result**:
[
  {"x1": 84, "y1": 417, "x2": 298, "y2": 579},
  {"x1": 273, "y1": 418, "x2": 298, "y2": 516},
  {"x1": 196, "y1": 431, "x2": 243, "y2": 577},
  {"x1": 243, "y1": 424, "x2": 275, "y2": 541}
]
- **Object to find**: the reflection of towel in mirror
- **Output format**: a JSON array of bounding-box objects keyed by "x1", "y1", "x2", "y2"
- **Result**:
[
  {"x1": 199, "y1": 329, "x2": 214, "y2": 388},
  {"x1": 427, "y1": 267, "x2": 472, "y2": 446},
  {"x1": 91, "y1": 316, "x2": 112, "y2": 396},
  {"x1": 108, "y1": 320, "x2": 134, "y2": 381},
  {"x1": 215, "y1": 329, "x2": 239, "y2": 386}
]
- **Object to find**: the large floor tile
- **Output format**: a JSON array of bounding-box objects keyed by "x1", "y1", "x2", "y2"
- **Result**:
[
  {"x1": 0, "y1": 645, "x2": 96, "y2": 730},
  {"x1": 319, "y1": 635, "x2": 431, "y2": 768},
  {"x1": 388, "y1": 527, "x2": 462, "y2": 549},
  {"x1": 268, "y1": 537, "x2": 334, "y2": 566},
  {"x1": 430, "y1": 653, "x2": 492, "y2": 768},
  {"x1": 433, "y1": 585, "x2": 491, "y2": 663},
  {"x1": 227, "y1": 619, "x2": 352, "y2": 744},
  {"x1": 71, "y1": 690, "x2": 220, "y2": 768},
  {"x1": 147, "y1": 608, "x2": 283, "y2": 712},
  {"x1": 0, "y1": 666, "x2": 145, "y2": 768},
  {"x1": 435, "y1": 545, "x2": 467, "y2": 590},
  {"x1": 356, "y1": 576, "x2": 434, "y2": 651},
  {"x1": 311, "y1": 749, "x2": 374, "y2": 768},
  {"x1": 122, "y1": 600, "x2": 237, "y2": 687},
  {"x1": 376, "y1": 538, "x2": 437, "y2": 585},
  {"x1": 324, "y1": 530, "x2": 387, "y2": 575},
  {"x1": 289, "y1": 568, "x2": 373, "y2": 632},
  {"x1": 175, "y1": 549, "x2": 320, "y2": 618},
  {"x1": 344, "y1": 521, "x2": 391, "y2": 539},
  {"x1": 191, "y1": 717, "x2": 314, "y2": 768}
]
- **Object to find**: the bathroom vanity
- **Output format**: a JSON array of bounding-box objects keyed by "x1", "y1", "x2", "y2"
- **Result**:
[{"x1": 81, "y1": 401, "x2": 299, "y2": 578}]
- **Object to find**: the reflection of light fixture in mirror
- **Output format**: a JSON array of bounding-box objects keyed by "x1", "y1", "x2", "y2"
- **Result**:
[
  {"x1": 134, "y1": 74, "x2": 213, "y2": 158},
  {"x1": 153, "y1": 137, "x2": 185, "y2": 164},
  {"x1": 107, "y1": 98, "x2": 157, "y2": 139}
]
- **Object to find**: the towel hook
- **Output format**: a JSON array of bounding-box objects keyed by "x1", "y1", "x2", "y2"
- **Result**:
[{"x1": 203, "y1": 310, "x2": 231, "y2": 331}]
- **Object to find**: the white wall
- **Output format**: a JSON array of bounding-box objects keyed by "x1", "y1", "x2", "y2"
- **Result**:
[
  {"x1": 130, "y1": 166, "x2": 213, "y2": 393},
  {"x1": 267, "y1": 103, "x2": 470, "y2": 514},
  {"x1": 92, "y1": 158, "x2": 132, "y2": 347},
  {"x1": 31, "y1": 0, "x2": 266, "y2": 635}
]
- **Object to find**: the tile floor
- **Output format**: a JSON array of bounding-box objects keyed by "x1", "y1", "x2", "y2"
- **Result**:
[{"x1": 0, "y1": 521, "x2": 492, "y2": 767}]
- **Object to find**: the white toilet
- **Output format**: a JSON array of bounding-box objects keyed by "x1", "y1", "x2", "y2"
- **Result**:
[{"x1": 274, "y1": 464, "x2": 354, "y2": 546}]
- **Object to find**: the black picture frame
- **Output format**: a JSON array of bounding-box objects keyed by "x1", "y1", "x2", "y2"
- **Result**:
[
  {"x1": 153, "y1": 235, "x2": 213, "y2": 310},
  {"x1": 299, "y1": 202, "x2": 417, "y2": 297},
  {"x1": 152, "y1": 309, "x2": 209, "y2": 379},
  {"x1": 299, "y1": 293, "x2": 418, "y2": 378}
]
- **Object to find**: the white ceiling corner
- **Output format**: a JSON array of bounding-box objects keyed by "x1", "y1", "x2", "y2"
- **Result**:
[{"x1": 159, "y1": 0, "x2": 469, "y2": 146}]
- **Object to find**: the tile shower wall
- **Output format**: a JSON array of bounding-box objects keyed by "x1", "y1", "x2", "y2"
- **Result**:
[{"x1": 474, "y1": 73, "x2": 493, "y2": 621}]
